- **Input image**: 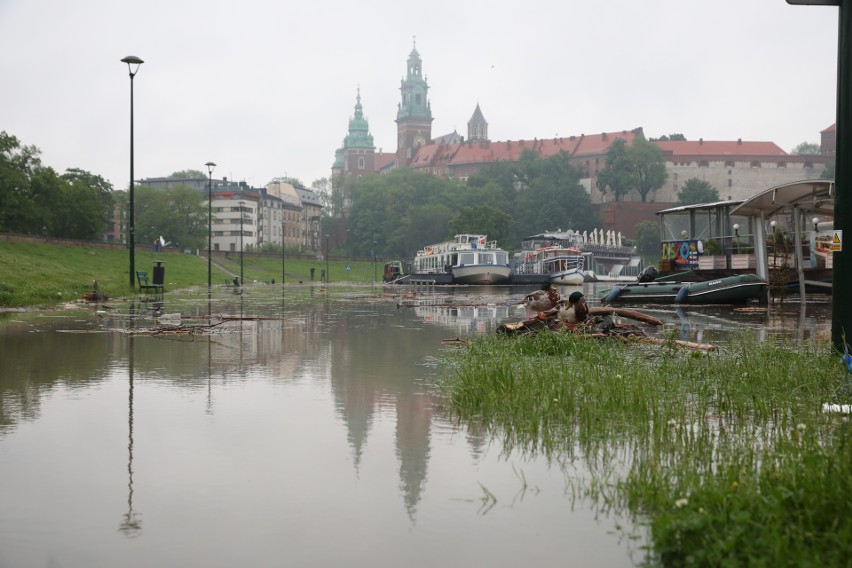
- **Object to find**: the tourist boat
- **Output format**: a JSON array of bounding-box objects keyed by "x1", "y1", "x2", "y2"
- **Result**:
[
  {"x1": 412, "y1": 234, "x2": 512, "y2": 285},
  {"x1": 519, "y1": 246, "x2": 585, "y2": 285},
  {"x1": 517, "y1": 229, "x2": 642, "y2": 282},
  {"x1": 600, "y1": 273, "x2": 768, "y2": 305}
]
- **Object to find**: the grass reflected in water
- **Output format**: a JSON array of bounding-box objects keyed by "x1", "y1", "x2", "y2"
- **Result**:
[{"x1": 439, "y1": 332, "x2": 852, "y2": 566}]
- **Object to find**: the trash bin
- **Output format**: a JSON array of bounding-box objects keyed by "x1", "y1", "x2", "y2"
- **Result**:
[{"x1": 153, "y1": 261, "x2": 165, "y2": 286}]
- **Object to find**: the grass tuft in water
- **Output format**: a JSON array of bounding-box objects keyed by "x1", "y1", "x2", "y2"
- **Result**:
[{"x1": 439, "y1": 332, "x2": 852, "y2": 564}]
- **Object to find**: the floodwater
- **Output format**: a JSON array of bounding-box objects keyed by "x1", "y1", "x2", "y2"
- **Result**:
[{"x1": 0, "y1": 283, "x2": 832, "y2": 568}]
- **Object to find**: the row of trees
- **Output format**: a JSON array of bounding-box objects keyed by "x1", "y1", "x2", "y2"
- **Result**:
[
  {"x1": 0, "y1": 132, "x2": 114, "y2": 240},
  {"x1": 344, "y1": 149, "x2": 600, "y2": 259}
]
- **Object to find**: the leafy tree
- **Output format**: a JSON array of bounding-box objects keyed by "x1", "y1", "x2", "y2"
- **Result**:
[
  {"x1": 311, "y1": 177, "x2": 335, "y2": 216},
  {"x1": 0, "y1": 132, "x2": 42, "y2": 233},
  {"x1": 650, "y1": 133, "x2": 686, "y2": 141},
  {"x1": 171, "y1": 169, "x2": 206, "y2": 179},
  {"x1": 135, "y1": 185, "x2": 206, "y2": 250},
  {"x1": 596, "y1": 138, "x2": 634, "y2": 202},
  {"x1": 449, "y1": 205, "x2": 512, "y2": 246},
  {"x1": 596, "y1": 137, "x2": 668, "y2": 202},
  {"x1": 631, "y1": 137, "x2": 668, "y2": 202},
  {"x1": 791, "y1": 142, "x2": 821, "y2": 155},
  {"x1": 61, "y1": 168, "x2": 114, "y2": 237},
  {"x1": 406, "y1": 203, "x2": 453, "y2": 253},
  {"x1": 677, "y1": 178, "x2": 720, "y2": 206},
  {"x1": 635, "y1": 220, "x2": 660, "y2": 261}
]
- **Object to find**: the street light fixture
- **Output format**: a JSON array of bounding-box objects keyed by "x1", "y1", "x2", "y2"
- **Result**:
[
  {"x1": 813, "y1": 217, "x2": 820, "y2": 232},
  {"x1": 205, "y1": 162, "x2": 216, "y2": 289},
  {"x1": 121, "y1": 55, "x2": 143, "y2": 287},
  {"x1": 239, "y1": 201, "x2": 245, "y2": 286},
  {"x1": 325, "y1": 234, "x2": 330, "y2": 283}
]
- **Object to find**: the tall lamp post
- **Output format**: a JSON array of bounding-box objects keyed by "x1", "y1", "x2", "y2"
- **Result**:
[
  {"x1": 205, "y1": 162, "x2": 216, "y2": 288},
  {"x1": 325, "y1": 234, "x2": 330, "y2": 283},
  {"x1": 281, "y1": 219, "x2": 286, "y2": 286},
  {"x1": 120, "y1": 55, "x2": 144, "y2": 287},
  {"x1": 239, "y1": 201, "x2": 245, "y2": 285},
  {"x1": 372, "y1": 240, "x2": 377, "y2": 283}
]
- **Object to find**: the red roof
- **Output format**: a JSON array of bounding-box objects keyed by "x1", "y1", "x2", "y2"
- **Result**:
[
  {"x1": 405, "y1": 128, "x2": 792, "y2": 172},
  {"x1": 374, "y1": 152, "x2": 396, "y2": 171},
  {"x1": 654, "y1": 139, "x2": 787, "y2": 157}
]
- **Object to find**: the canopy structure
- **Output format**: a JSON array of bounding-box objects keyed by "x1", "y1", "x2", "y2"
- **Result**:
[
  {"x1": 730, "y1": 179, "x2": 835, "y2": 298},
  {"x1": 730, "y1": 179, "x2": 834, "y2": 218}
]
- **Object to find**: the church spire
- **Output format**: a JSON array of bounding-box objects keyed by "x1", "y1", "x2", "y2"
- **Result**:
[{"x1": 467, "y1": 103, "x2": 488, "y2": 142}]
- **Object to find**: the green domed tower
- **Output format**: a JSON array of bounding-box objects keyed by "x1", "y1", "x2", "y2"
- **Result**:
[{"x1": 336, "y1": 89, "x2": 376, "y2": 177}]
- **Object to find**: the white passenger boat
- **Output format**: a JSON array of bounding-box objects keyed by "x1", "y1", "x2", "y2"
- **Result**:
[
  {"x1": 534, "y1": 246, "x2": 585, "y2": 285},
  {"x1": 413, "y1": 234, "x2": 512, "y2": 285}
]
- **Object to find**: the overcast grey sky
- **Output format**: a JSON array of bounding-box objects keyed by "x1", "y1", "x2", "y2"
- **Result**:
[{"x1": 0, "y1": 0, "x2": 839, "y2": 192}]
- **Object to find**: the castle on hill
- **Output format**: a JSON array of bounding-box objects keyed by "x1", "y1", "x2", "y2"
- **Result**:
[{"x1": 332, "y1": 42, "x2": 831, "y2": 228}]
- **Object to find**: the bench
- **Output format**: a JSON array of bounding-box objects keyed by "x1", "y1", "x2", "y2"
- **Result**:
[{"x1": 136, "y1": 271, "x2": 164, "y2": 295}]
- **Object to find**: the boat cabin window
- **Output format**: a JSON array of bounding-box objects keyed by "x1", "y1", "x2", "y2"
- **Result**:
[{"x1": 459, "y1": 253, "x2": 475, "y2": 265}]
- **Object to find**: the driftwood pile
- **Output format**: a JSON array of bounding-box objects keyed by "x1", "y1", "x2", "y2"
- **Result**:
[{"x1": 498, "y1": 306, "x2": 715, "y2": 351}]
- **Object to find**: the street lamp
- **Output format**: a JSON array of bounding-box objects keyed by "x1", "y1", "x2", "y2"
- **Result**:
[
  {"x1": 239, "y1": 201, "x2": 245, "y2": 285},
  {"x1": 372, "y1": 240, "x2": 377, "y2": 284},
  {"x1": 325, "y1": 234, "x2": 330, "y2": 283},
  {"x1": 205, "y1": 162, "x2": 216, "y2": 288},
  {"x1": 813, "y1": 217, "x2": 820, "y2": 232},
  {"x1": 121, "y1": 55, "x2": 143, "y2": 287}
]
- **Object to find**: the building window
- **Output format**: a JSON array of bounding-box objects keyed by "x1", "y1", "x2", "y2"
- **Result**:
[
  {"x1": 728, "y1": 179, "x2": 733, "y2": 187},
  {"x1": 699, "y1": 160, "x2": 709, "y2": 167},
  {"x1": 804, "y1": 161, "x2": 814, "y2": 169},
  {"x1": 358, "y1": 157, "x2": 365, "y2": 169},
  {"x1": 751, "y1": 161, "x2": 761, "y2": 168}
]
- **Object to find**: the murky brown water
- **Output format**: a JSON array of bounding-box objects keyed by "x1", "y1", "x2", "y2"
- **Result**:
[{"x1": 0, "y1": 283, "x2": 832, "y2": 567}]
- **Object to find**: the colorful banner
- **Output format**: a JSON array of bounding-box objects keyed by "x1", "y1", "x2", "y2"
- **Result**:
[{"x1": 661, "y1": 240, "x2": 700, "y2": 269}]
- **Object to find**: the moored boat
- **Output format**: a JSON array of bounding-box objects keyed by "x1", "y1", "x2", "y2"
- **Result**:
[
  {"x1": 600, "y1": 273, "x2": 768, "y2": 305},
  {"x1": 539, "y1": 247, "x2": 585, "y2": 285},
  {"x1": 412, "y1": 234, "x2": 512, "y2": 285},
  {"x1": 517, "y1": 229, "x2": 642, "y2": 282},
  {"x1": 383, "y1": 260, "x2": 408, "y2": 283}
]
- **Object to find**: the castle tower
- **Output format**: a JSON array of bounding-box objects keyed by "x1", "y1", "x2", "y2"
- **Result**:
[
  {"x1": 337, "y1": 88, "x2": 376, "y2": 177},
  {"x1": 467, "y1": 103, "x2": 488, "y2": 142},
  {"x1": 396, "y1": 41, "x2": 433, "y2": 166}
]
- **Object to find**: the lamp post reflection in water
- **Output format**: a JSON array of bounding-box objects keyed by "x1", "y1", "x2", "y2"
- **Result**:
[{"x1": 119, "y1": 308, "x2": 141, "y2": 537}]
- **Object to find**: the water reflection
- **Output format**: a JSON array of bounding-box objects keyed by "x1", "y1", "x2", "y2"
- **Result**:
[
  {"x1": 0, "y1": 285, "x2": 837, "y2": 567},
  {"x1": 118, "y1": 334, "x2": 142, "y2": 537}
]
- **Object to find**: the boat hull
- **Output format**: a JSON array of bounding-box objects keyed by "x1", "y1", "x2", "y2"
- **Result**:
[
  {"x1": 549, "y1": 269, "x2": 585, "y2": 286},
  {"x1": 452, "y1": 265, "x2": 512, "y2": 285},
  {"x1": 601, "y1": 274, "x2": 768, "y2": 305}
]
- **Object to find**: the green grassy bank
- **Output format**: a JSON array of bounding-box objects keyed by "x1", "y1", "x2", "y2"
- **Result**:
[
  {"x1": 440, "y1": 333, "x2": 852, "y2": 566},
  {"x1": 0, "y1": 241, "x2": 379, "y2": 307}
]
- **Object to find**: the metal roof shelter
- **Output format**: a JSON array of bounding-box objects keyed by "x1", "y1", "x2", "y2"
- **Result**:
[
  {"x1": 730, "y1": 180, "x2": 834, "y2": 218},
  {"x1": 730, "y1": 179, "x2": 835, "y2": 298}
]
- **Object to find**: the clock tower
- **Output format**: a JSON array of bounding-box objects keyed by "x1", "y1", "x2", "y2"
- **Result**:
[{"x1": 396, "y1": 41, "x2": 432, "y2": 167}]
